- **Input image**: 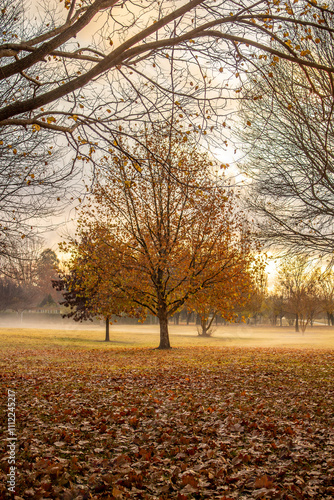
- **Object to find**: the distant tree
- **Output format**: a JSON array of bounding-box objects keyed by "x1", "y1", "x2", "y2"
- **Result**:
[
  {"x1": 53, "y1": 248, "x2": 134, "y2": 341},
  {"x1": 62, "y1": 131, "x2": 259, "y2": 349},
  {"x1": 266, "y1": 293, "x2": 285, "y2": 327},
  {"x1": 0, "y1": 274, "x2": 41, "y2": 321},
  {"x1": 242, "y1": 261, "x2": 267, "y2": 325},
  {"x1": 38, "y1": 293, "x2": 57, "y2": 308},
  {"x1": 3, "y1": 238, "x2": 41, "y2": 282},
  {"x1": 0, "y1": 240, "x2": 61, "y2": 318},
  {"x1": 276, "y1": 255, "x2": 320, "y2": 333},
  {"x1": 0, "y1": 277, "x2": 24, "y2": 312},
  {"x1": 318, "y1": 269, "x2": 334, "y2": 326},
  {"x1": 187, "y1": 254, "x2": 256, "y2": 336},
  {"x1": 36, "y1": 249, "x2": 61, "y2": 304}
]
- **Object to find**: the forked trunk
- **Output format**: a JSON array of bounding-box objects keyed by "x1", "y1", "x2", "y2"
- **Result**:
[
  {"x1": 200, "y1": 317, "x2": 209, "y2": 336},
  {"x1": 199, "y1": 313, "x2": 215, "y2": 337},
  {"x1": 158, "y1": 304, "x2": 171, "y2": 349},
  {"x1": 105, "y1": 317, "x2": 110, "y2": 342}
]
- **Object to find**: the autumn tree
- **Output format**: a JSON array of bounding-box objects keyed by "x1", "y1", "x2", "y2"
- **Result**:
[
  {"x1": 276, "y1": 255, "x2": 321, "y2": 333},
  {"x1": 187, "y1": 249, "x2": 256, "y2": 336},
  {"x1": 53, "y1": 239, "x2": 138, "y2": 341},
  {"x1": 62, "y1": 131, "x2": 259, "y2": 349}
]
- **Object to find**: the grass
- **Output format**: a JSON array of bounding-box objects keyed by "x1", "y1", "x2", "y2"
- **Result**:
[{"x1": 0, "y1": 322, "x2": 334, "y2": 350}]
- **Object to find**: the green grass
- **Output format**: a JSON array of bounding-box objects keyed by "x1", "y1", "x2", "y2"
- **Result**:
[{"x1": 0, "y1": 322, "x2": 334, "y2": 351}]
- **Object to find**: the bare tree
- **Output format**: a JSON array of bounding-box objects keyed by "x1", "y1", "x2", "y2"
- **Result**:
[
  {"x1": 266, "y1": 293, "x2": 285, "y2": 327},
  {"x1": 2, "y1": 0, "x2": 334, "y2": 139},
  {"x1": 318, "y1": 269, "x2": 334, "y2": 325},
  {"x1": 237, "y1": 26, "x2": 334, "y2": 256},
  {"x1": 0, "y1": 2, "x2": 84, "y2": 256},
  {"x1": 276, "y1": 255, "x2": 321, "y2": 333},
  {"x1": 2, "y1": 0, "x2": 334, "y2": 259},
  {"x1": 0, "y1": 125, "x2": 84, "y2": 258},
  {"x1": 0, "y1": 238, "x2": 46, "y2": 319}
]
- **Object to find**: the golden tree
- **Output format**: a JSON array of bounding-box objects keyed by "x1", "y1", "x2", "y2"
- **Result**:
[
  {"x1": 186, "y1": 248, "x2": 256, "y2": 336},
  {"x1": 62, "y1": 131, "x2": 259, "y2": 348},
  {"x1": 54, "y1": 234, "x2": 139, "y2": 341}
]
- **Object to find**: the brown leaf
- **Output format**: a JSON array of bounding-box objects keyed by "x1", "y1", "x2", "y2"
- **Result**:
[
  {"x1": 254, "y1": 475, "x2": 274, "y2": 489},
  {"x1": 112, "y1": 486, "x2": 123, "y2": 498}
]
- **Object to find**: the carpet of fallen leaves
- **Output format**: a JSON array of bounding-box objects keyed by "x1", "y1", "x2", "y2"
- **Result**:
[{"x1": 1, "y1": 346, "x2": 334, "y2": 500}]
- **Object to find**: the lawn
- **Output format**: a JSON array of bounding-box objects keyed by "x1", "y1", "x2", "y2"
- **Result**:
[
  {"x1": 1, "y1": 322, "x2": 334, "y2": 350},
  {"x1": 0, "y1": 325, "x2": 334, "y2": 499}
]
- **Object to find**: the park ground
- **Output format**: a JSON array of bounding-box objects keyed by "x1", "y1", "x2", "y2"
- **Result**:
[{"x1": 0, "y1": 324, "x2": 334, "y2": 499}]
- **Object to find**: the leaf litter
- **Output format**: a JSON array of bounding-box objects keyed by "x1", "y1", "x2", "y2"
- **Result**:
[{"x1": 0, "y1": 346, "x2": 334, "y2": 499}]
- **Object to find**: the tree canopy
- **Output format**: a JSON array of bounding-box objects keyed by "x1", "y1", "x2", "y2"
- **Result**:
[
  {"x1": 2, "y1": 0, "x2": 334, "y2": 140},
  {"x1": 2, "y1": 0, "x2": 334, "y2": 258},
  {"x1": 60, "y1": 131, "x2": 259, "y2": 348}
]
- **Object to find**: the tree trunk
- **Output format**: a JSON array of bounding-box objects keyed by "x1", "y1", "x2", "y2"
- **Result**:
[
  {"x1": 200, "y1": 317, "x2": 208, "y2": 336},
  {"x1": 158, "y1": 304, "x2": 171, "y2": 349},
  {"x1": 105, "y1": 317, "x2": 110, "y2": 342},
  {"x1": 295, "y1": 313, "x2": 299, "y2": 332},
  {"x1": 199, "y1": 313, "x2": 216, "y2": 336}
]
